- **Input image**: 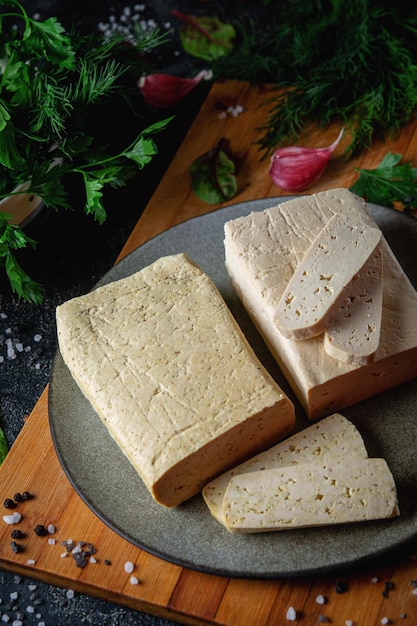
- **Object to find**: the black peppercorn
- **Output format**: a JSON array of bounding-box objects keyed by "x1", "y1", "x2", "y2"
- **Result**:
[
  {"x1": 4, "y1": 498, "x2": 17, "y2": 509},
  {"x1": 14, "y1": 492, "x2": 24, "y2": 502},
  {"x1": 10, "y1": 540, "x2": 23, "y2": 553},
  {"x1": 34, "y1": 524, "x2": 48, "y2": 536},
  {"x1": 11, "y1": 529, "x2": 25, "y2": 539}
]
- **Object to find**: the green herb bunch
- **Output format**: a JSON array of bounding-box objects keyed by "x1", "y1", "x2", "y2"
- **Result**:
[
  {"x1": 211, "y1": 0, "x2": 417, "y2": 159},
  {"x1": 0, "y1": 0, "x2": 171, "y2": 303}
]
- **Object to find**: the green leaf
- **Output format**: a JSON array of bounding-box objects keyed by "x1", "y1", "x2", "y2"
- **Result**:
[
  {"x1": 25, "y1": 17, "x2": 76, "y2": 69},
  {"x1": 350, "y1": 152, "x2": 417, "y2": 209},
  {"x1": 190, "y1": 141, "x2": 237, "y2": 204},
  {"x1": 175, "y1": 12, "x2": 236, "y2": 60},
  {"x1": 0, "y1": 427, "x2": 8, "y2": 466},
  {"x1": 0, "y1": 212, "x2": 44, "y2": 303},
  {"x1": 124, "y1": 117, "x2": 173, "y2": 168}
]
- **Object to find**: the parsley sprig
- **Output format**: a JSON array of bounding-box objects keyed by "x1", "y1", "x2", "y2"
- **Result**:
[
  {"x1": 0, "y1": 1, "x2": 171, "y2": 303},
  {"x1": 350, "y1": 153, "x2": 417, "y2": 213}
]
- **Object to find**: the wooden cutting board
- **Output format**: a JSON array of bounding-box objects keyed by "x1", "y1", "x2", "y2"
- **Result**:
[{"x1": 1, "y1": 80, "x2": 417, "y2": 625}]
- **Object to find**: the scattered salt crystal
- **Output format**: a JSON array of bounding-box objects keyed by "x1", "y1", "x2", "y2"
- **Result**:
[
  {"x1": 26, "y1": 606, "x2": 35, "y2": 614},
  {"x1": 3, "y1": 512, "x2": 21, "y2": 524},
  {"x1": 26, "y1": 559, "x2": 36, "y2": 566},
  {"x1": 412, "y1": 587, "x2": 417, "y2": 596},
  {"x1": 1, "y1": 615, "x2": 10, "y2": 623},
  {"x1": 15, "y1": 343, "x2": 23, "y2": 352},
  {"x1": 66, "y1": 589, "x2": 75, "y2": 599},
  {"x1": 60, "y1": 552, "x2": 68, "y2": 558},
  {"x1": 0, "y1": 312, "x2": 7, "y2": 319},
  {"x1": 371, "y1": 577, "x2": 379, "y2": 583},
  {"x1": 286, "y1": 606, "x2": 297, "y2": 621},
  {"x1": 10, "y1": 592, "x2": 18, "y2": 600},
  {"x1": 0, "y1": 356, "x2": 4, "y2": 363},
  {"x1": 11, "y1": 621, "x2": 22, "y2": 626},
  {"x1": 47, "y1": 524, "x2": 56, "y2": 534},
  {"x1": 316, "y1": 594, "x2": 327, "y2": 604},
  {"x1": 89, "y1": 556, "x2": 97, "y2": 564},
  {"x1": 130, "y1": 576, "x2": 139, "y2": 585},
  {"x1": 218, "y1": 111, "x2": 227, "y2": 119},
  {"x1": 33, "y1": 334, "x2": 42, "y2": 342},
  {"x1": 28, "y1": 584, "x2": 37, "y2": 591},
  {"x1": 345, "y1": 621, "x2": 354, "y2": 626},
  {"x1": 124, "y1": 561, "x2": 134, "y2": 574},
  {"x1": 48, "y1": 538, "x2": 56, "y2": 545},
  {"x1": 381, "y1": 619, "x2": 390, "y2": 625}
]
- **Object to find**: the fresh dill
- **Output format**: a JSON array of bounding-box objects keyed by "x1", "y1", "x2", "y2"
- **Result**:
[{"x1": 211, "y1": 0, "x2": 417, "y2": 159}]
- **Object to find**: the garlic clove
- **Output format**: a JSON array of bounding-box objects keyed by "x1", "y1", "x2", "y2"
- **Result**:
[
  {"x1": 138, "y1": 69, "x2": 213, "y2": 108},
  {"x1": 269, "y1": 128, "x2": 344, "y2": 192}
]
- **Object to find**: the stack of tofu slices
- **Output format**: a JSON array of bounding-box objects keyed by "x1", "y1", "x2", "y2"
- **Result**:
[{"x1": 57, "y1": 188, "x2": 417, "y2": 532}]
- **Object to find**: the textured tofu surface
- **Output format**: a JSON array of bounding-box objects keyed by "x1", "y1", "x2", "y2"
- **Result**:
[
  {"x1": 324, "y1": 245, "x2": 383, "y2": 365},
  {"x1": 224, "y1": 188, "x2": 417, "y2": 419},
  {"x1": 223, "y1": 458, "x2": 399, "y2": 533},
  {"x1": 202, "y1": 413, "x2": 368, "y2": 524},
  {"x1": 56, "y1": 253, "x2": 295, "y2": 507},
  {"x1": 275, "y1": 212, "x2": 382, "y2": 340}
]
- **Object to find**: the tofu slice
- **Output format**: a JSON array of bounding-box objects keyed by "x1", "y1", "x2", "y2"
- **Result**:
[
  {"x1": 56, "y1": 253, "x2": 295, "y2": 508},
  {"x1": 202, "y1": 413, "x2": 368, "y2": 524},
  {"x1": 224, "y1": 188, "x2": 417, "y2": 419},
  {"x1": 324, "y1": 244, "x2": 383, "y2": 365},
  {"x1": 223, "y1": 458, "x2": 399, "y2": 533},
  {"x1": 275, "y1": 212, "x2": 382, "y2": 340}
]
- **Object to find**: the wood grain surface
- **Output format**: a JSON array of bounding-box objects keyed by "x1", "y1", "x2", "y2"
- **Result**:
[{"x1": 1, "y1": 80, "x2": 417, "y2": 626}]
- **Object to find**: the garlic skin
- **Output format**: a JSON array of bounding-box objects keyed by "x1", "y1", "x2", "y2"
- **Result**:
[
  {"x1": 269, "y1": 128, "x2": 344, "y2": 192},
  {"x1": 138, "y1": 69, "x2": 213, "y2": 108}
]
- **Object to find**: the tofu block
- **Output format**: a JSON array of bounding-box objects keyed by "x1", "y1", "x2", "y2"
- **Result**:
[
  {"x1": 275, "y1": 212, "x2": 382, "y2": 340},
  {"x1": 202, "y1": 413, "x2": 368, "y2": 524},
  {"x1": 223, "y1": 458, "x2": 399, "y2": 533},
  {"x1": 324, "y1": 244, "x2": 383, "y2": 365},
  {"x1": 56, "y1": 253, "x2": 295, "y2": 507},
  {"x1": 224, "y1": 188, "x2": 417, "y2": 419}
]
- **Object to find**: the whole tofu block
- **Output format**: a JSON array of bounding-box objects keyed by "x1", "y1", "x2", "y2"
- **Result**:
[
  {"x1": 223, "y1": 458, "x2": 399, "y2": 533},
  {"x1": 202, "y1": 413, "x2": 368, "y2": 525},
  {"x1": 56, "y1": 253, "x2": 295, "y2": 507},
  {"x1": 224, "y1": 188, "x2": 417, "y2": 419}
]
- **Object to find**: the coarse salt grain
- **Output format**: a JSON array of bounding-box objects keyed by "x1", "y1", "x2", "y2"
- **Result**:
[
  {"x1": 381, "y1": 619, "x2": 390, "y2": 625},
  {"x1": 1, "y1": 616, "x2": 10, "y2": 623},
  {"x1": 286, "y1": 606, "x2": 297, "y2": 621},
  {"x1": 10, "y1": 592, "x2": 18, "y2": 600},
  {"x1": 3, "y1": 512, "x2": 21, "y2": 524},
  {"x1": 124, "y1": 561, "x2": 134, "y2": 574},
  {"x1": 316, "y1": 594, "x2": 327, "y2": 604},
  {"x1": 130, "y1": 576, "x2": 139, "y2": 585},
  {"x1": 48, "y1": 538, "x2": 56, "y2": 545},
  {"x1": 66, "y1": 589, "x2": 75, "y2": 599},
  {"x1": 47, "y1": 524, "x2": 56, "y2": 533},
  {"x1": 89, "y1": 556, "x2": 97, "y2": 564},
  {"x1": 26, "y1": 559, "x2": 36, "y2": 565},
  {"x1": 34, "y1": 334, "x2": 42, "y2": 342},
  {"x1": 412, "y1": 587, "x2": 417, "y2": 596},
  {"x1": 345, "y1": 621, "x2": 354, "y2": 626}
]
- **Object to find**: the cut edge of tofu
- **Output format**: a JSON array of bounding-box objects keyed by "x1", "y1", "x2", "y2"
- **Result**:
[
  {"x1": 222, "y1": 458, "x2": 400, "y2": 533},
  {"x1": 202, "y1": 412, "x2": 368, "y2": 524}
]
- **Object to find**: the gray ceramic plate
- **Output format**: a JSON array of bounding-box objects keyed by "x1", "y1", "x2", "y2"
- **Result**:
[{"x1": 49, "y1": 197, "x2": 417, "y2": 579}]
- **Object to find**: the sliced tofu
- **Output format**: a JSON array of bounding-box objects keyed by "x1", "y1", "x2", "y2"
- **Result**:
[
  {"x1": 324, "y1": 244, "x2": 383, "y2": 365},
  {"x1": 202, "y1": 413, "x2": 368, "y2": 524},
  {"x1": 56, "y1": 253, "x2": 295, "y2": 508},
  {"x1": 223, "y1": 458, "x2": 399, "y2": 533},
  {"x1": 275, "y1": 212, "x2": 382, "y2": 340},
  {"x1": 224, "y1": 188, "x2": 417, "y2": 419}
]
